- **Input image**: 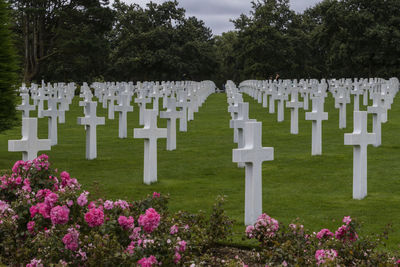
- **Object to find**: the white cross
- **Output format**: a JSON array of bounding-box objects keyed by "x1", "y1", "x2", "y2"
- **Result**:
[
  {"x1": 334, "y1": 87, "x2": 349, "y2": 129},
  {"x1": 16, "y1": 94, "x2": 35, "y2": 118},
  {"x1": 42, "y1": 98, "x2": 59, "y2": 146},
  {"x1": 275, "y1": 88, "x2": 288, "y2": 122},
  {"x1": 367, "y1": 94, "x2": 385, "y2": 147},
  {"x1": 176, "y1": 91, "x2": 189, "y2": 132},
  {"x1": 230, "y1": 102, "x2": 256, "y2": 168},
  {"x1": 134, "y1": 109, "x2": 167, "y2": 184},
  {"x1": 77, "y1": 101, "x2": 105, "y2": 160},
  {"x1": 8, "y1": 118, "x2": 51, "y2": 161},
  {"x1": 107, "y1": 88, "x2": 119, "y2": 120},
  {"x1": 305, "y1": 97, "x2": 328, "y2": 155},
  {"x1": 233, "y1": 121, "x2": 274, "y2": 225},
  {"x1": 115, "y1": 93, "x2": 133, "y2": 138},
  {"x1": 160, "y1": 97, "x2": 182, "y2": 150},
  {"x1": 344, "y1": 111, "x2": 376, "y2": 200},
  {"x1": 135, "y1": 95, "x2": 151, "y2": 125},
  {"x1": 286, "y1": 89, "x2": 303, "y2": 134}
]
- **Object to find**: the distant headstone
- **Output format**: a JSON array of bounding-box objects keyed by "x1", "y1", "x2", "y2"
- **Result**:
[
  {"x1": 77, "y1": 101, "x2": 105, "y2": 159},
  {"x1": 305, "y1": 97, "x2": 328, "y2": 155},
  {"x1": 42, "y1": 98, "x2": 59, "y2": 146},
  {"x1": 286, "y1": 89, "x2": 303, "y2": 134},
  {"x1": 115, "y1": 93, "x2": 133, "y2": 138},
  {"x1": 160, "y1": 97, "x2": 181, "y2": 150},
  {"x1": 8, "y1": 118, "x2": 51, "y2": 161},
  {"x1": 233, "y1": 121, "x2": 274, "y2": 225},
  {"x1": 16, "y1": 94, "x2": 35, "y2": 118},
  {"x1": 344, "y1": 111, "x2": 376, "y2": 200}
]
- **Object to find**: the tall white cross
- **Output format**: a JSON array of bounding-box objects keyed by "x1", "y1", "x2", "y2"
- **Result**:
[
  {"x1": 8, "y1": 118, "x2": 51, "y2": 161},
  {"x1": 134, "y1": 109, "x2": 167, "y2": 184},
  {"x1": 335, "y1": 88, "x2": 349, "y2": 129},
  {"x1": 115, "y1": 93, "x2": 133, "y2": 138},
  {"x1": 160, "y1": 97, "x2": 182, "y2": 150},
  {"x1": 344, "y1": 111, "x2": 376, "y2": 200},
  {"x1": 367, "y1": 94, "x2": 385, "y2": 147},
  {"x1": 77, "y1": 101, "x2": 105, "y2": 160},
  {"x1": 305, "y1": 97, "x2": 328, "y2": 155},
  {"x1": 286, "y1": 89, "x2": 303, "y2": 134},
  {"x1": 233, "y1": 121, "x2": 274, "y2": 225},
  {"x1": 42, "y1": 98, "x2": 59, "y2": 146}
]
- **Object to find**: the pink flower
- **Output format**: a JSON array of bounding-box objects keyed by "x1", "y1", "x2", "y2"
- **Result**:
[
  {"x1": 36, "y1": 189, "x2": 51, "y2": 200},
  {"x1": 44, "y1": 192, "x2": 58, "y2": 207},
  {"x1": 27, "y1": 221, "x2": 35, "y2": 234},
  {"x1": 245, "y1": 225, "x2": 254, "y2": 238},
  {"x1": 343, "y1": 216, "x2": 351, "y2": 225},
  {"x1": 22, "y1": 178, "x2": 31, "y2": 192},
  {"x1": 118, "y1": 215, "x2": 135, "y2": 230},
  {"x1": 315, "y1": 249, "x2": 338, "y2": 265},
  {"x1": 174, "y1": 252, "x2": 181, "y2": 264},
  {"x1": 37, "y1": 202, "x2": 50, "y2": 219},
  {"x1": 177, "y1": 240, "x2": 187, "y2": 252},
  {"x1": 129, "y1": 227, "x2": 142, "y2": 240},
  {"x1": 26, "y1": 258, "x2": 43, "y2": 267},
  {"x1": 104, "y1": 200, "x2": 113, "y2": 210},
  {"x1": 170, "y1": 224, "x2": 179, "y2": 235},
  {"x1": 137, "y1": 255, "x2": 158, "y2": 267},
  {"x1": 138, "y1": 208, "x2": 161, "y2": 233},
  {"x1": 88, "y1": 201, "x2": 96, "y2": 209},
  {"x1": 50, "y1": 205, "x2": 70, "y2": 225},
  {"x1": 152, "y1": 192, "x2": 160, "y2": 198},
  {"x1": 77, "y1": 191, "x2": 88, "y2": 206},
  {"x1": 66, "y1": 200, "x2": 73, "y2": 207},
  {"x1": 29, "y1": 205, "x2": 39, "y2": 218},
  {"x1": 114, "y1": 200, "x2": 129, "y2": 210},
  {"x1": 335, "y1": 224, "x2": 358, "y2": 242},
  {"x1": 62, "y1": 228, "x2": 79, "y2": 251},
  {"x1": 15, "y1": 176, "x2": 22, "y2": 184},
  {"x1": 126, "y1": 241, "x2": 135, "y2": 254},
  {"x1": 316, "y1": 229, "x2": 334, "y2": 239},
  {"x1": 84, "y1": 208, "x2": 104, "y2": 227}
]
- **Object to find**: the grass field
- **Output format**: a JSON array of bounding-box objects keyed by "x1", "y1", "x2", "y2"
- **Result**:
[{"x1": 1, "y1": 91, "x2": 400, "y2": 249}]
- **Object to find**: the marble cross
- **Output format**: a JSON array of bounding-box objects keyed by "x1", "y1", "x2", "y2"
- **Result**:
[
  {"x1": 115, "y1": 92, "x2": 133, "y2": 138},
  {"x1": 305, "y1": 97, "x2": 328, "y2": 155},
  {"x1": 367, "y1": 93, "x2": 385, "y2": 147},
  {"x1": 134, "y1": 109, "x2": 167, "y2": 184},
  {"x1": 16, "y1": 94, "x2": 36, "y2": 118},
  {"x1": 233, "y1": 121, "x2": 274, "y2": 225},
  {"x1": 160, "y1": 97, "x2": 181, "y2": 150},
  {"x1": 286, "y1": 89, "x2": 303, "y2": 134},
  {"x1": 42, "y1": 98, "x2": 59, "y2": 146},
  {"x1": 344, "y1": 111, "x2": 376, "y2": 200},
  {"x1": 8, "y1": 118, "x2": 51, "y2": 161},
  {"x1": 77, "y1": 101, "x2": 105, "y2": 159}
]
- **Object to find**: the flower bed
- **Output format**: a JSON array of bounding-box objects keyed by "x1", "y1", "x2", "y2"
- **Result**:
[{"x1": 0, "y1": 155, "x2": 398, "y2": 266}]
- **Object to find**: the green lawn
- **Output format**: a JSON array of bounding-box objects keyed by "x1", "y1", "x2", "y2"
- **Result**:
[{"x1": 1, "y1": 91, "x2": 400, "y2": 249}]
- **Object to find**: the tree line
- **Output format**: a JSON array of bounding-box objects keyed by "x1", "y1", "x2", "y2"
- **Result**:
[{"x1": 3, "y1": 0, "x2": 400, "y2": 86}]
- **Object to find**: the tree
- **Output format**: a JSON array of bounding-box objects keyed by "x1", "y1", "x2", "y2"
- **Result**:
[{"x1": 0, "y1": 0, "x2": 19, "y2": 132}]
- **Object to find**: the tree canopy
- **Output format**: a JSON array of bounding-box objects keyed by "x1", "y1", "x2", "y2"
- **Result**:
[{"x1": 6, "y1": 0, "x2": 400, "y2": 85}]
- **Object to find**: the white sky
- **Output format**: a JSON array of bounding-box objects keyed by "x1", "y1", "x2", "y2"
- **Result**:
[{"x1": 110, "y1": 0, "x2": 321, "y2": 35}]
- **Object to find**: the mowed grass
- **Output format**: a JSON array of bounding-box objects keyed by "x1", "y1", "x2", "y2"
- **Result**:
[{"x1": 0, "y1": 91, "x2": 400, "y2": 249}]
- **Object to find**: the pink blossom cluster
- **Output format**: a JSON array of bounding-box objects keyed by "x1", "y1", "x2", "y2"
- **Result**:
[
  {"x1": 104, "y1": 200, "x2": 114, "y2": 210},
  {"x1": 335, "y1": 216, "x2": 358, "y2": 242},
  {"x1": 84, "y1": 208, "x2": 104, "y2": 227},
  {"x1": 137, "y1": 255, "x2": 158, "y2": 267},
  {"x1": 77, "y1": 191, "x2": 89, "y2": 206},
  {"x1": 62, "y1": 227, "x2": 80, "y2": 251},
  {"x1": 246, "y1": 213, "x2": 279, "y2": 239},
  {"x1": 50, "y1": 205, "x2": 70, "y2": 225},
  {"x1": 26, "y1": 258, "x2": 44, "y2": 267},
  {"x1": 315, "y1": 249, "x2": 338, "y2": 265},
  {"x1": 114, "y1": 199, "x2": 129, "y2": 210},
  {"x1": 138, "y1": 208, "x2": 161, "y2": 233},
  {"x1": 170, "y1": 224, "x2": 179, "y2": 235},
  {"x1": 27, "y1": 221, "x2": 35, "y2": 234},
  {"x1": 316, "y1": 228, "x2": 334, "y2": 240},
  {"x1": 173, "y1": 240, "x2": 187, "y2": 263},
  {"x1": 118, "y1": 215, "x2": 134, "y2": 230},
  {"x1": 152, "y1": 192, "x2": 160, "y2": 198}
]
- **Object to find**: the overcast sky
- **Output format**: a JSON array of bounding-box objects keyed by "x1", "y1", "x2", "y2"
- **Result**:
[{"x1": 111, "y1": 0, "x2": 321, "y2": 35}]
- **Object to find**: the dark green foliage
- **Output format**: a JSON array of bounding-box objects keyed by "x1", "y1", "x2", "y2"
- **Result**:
[
  {"x1": 109, "y1": 0, "x2": 217, "y2": 82},
  {"x1": 0, "y1": 0, "x2": 18, "y2": 132}
]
